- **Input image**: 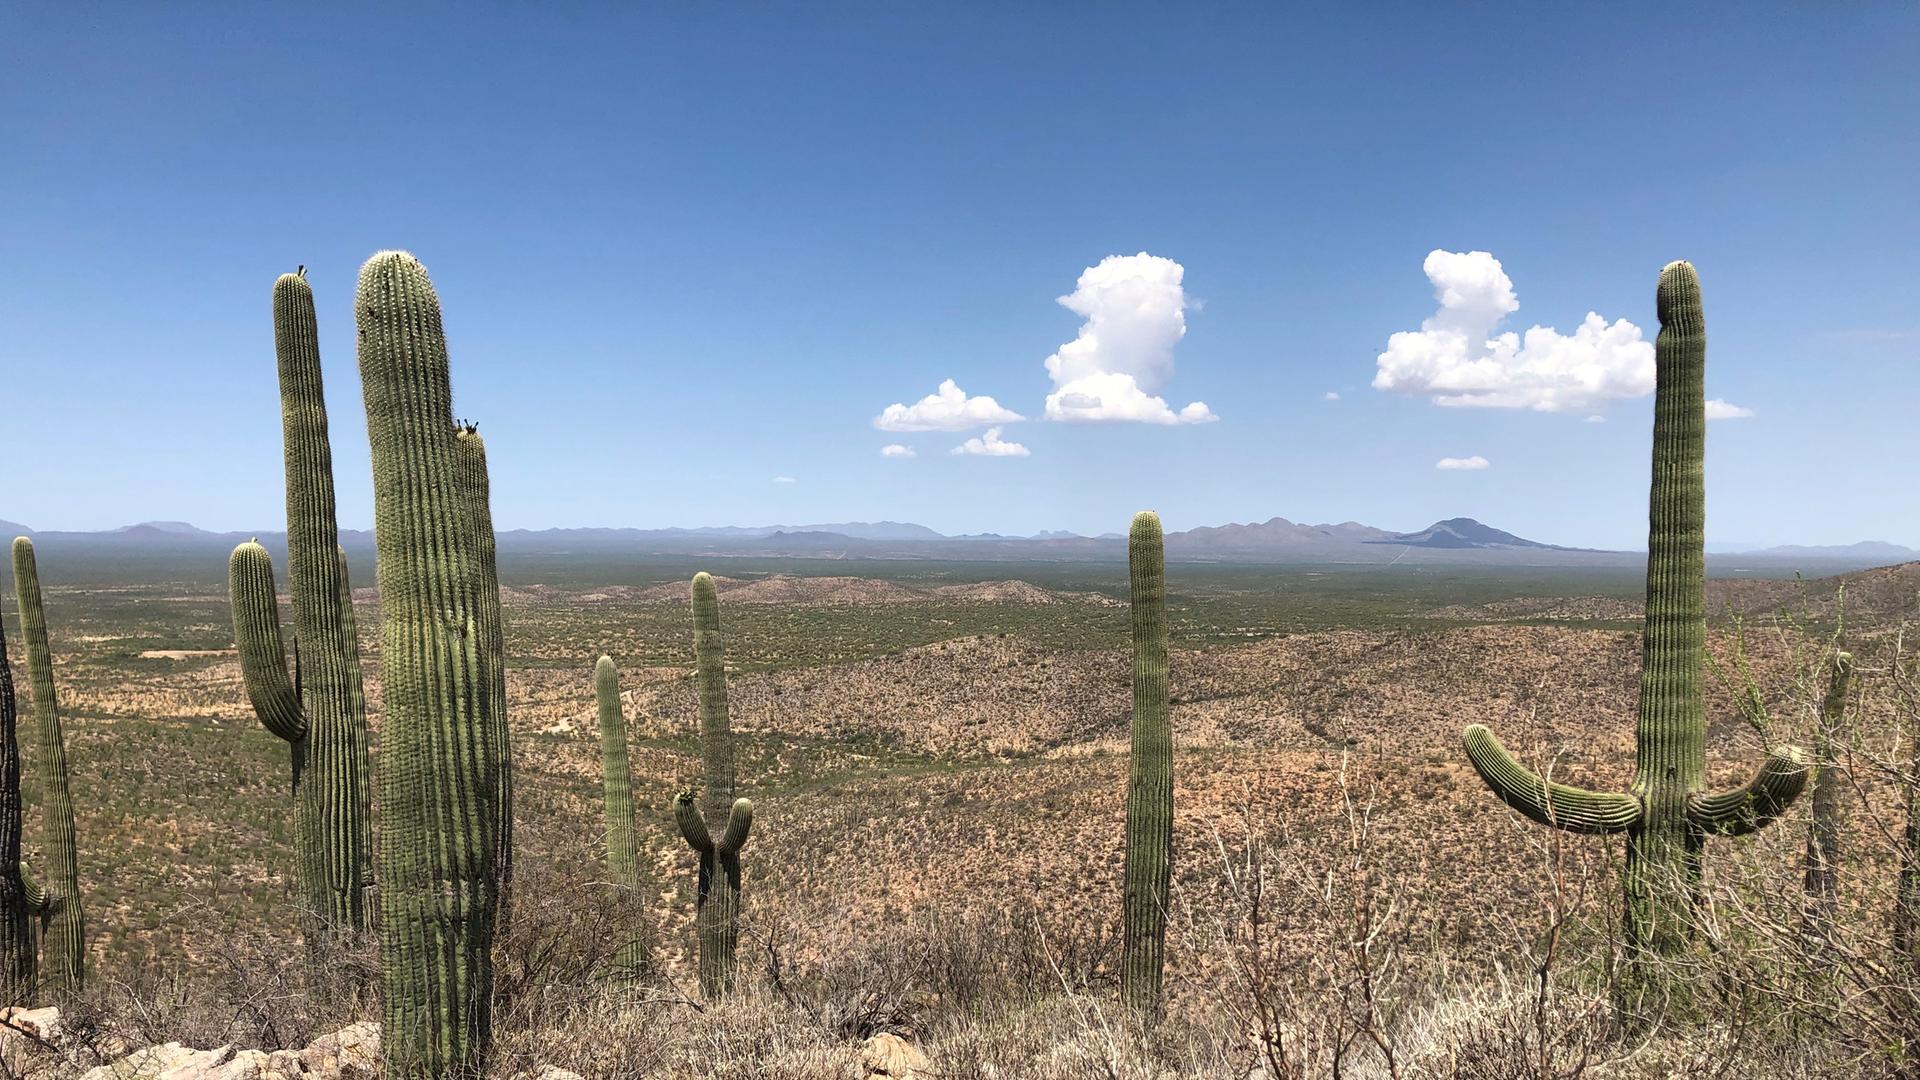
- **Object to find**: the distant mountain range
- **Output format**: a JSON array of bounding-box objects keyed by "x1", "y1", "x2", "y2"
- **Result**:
[{"x1": 4, "y1": 516, "x2": 1911, "y2": 570}]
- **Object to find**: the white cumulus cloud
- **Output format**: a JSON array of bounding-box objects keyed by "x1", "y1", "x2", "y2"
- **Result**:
[
  {"x1": 1042, "y1": 253, "x2": 1216, "y2": 424},
  {"x1": 951, "y1": 427, "x2": 1030, "y2": 457},
  {"x1": 1435, "y1": 455, "x2": 1490, "y2": 471},
  {"x1": 1705, "y1": 399, "x2": 1755, "y2": 420},
  {"x1": 875, "y1": 379, "x2": 1023, "y2": 432},
  {"x1": 1373, "y1": 250, "x2": 1655, "y2": 413},
  {"x1": 879, "y1": 444, "x2": 916, "y2": 458}
]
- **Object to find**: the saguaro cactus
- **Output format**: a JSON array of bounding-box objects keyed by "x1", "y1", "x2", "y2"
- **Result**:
[
  {"x1": 1121, "y1": 511, "x2": 1172, "y2": 1016},
  {"x1": 11, "y1": 539, "x2": 84, "y2": 996},
  {"x1": 357, "y1": 251, "x2": 503, "y2": 1079},
  {"x1": 675, "y1": 572, "x2": 753, "y2": 1000},
  {"x1": 455, "y1": 426, "x2": 513, "y2": 930},
  {"x1": 595, "y1": 656, "x2": 646, "y2": 976},
  {"x1": 0, "y1": 603, "x2": 35, "y2": 1002},
  {"x1": 1802, "y1": 652, "x2": 1853, "y2": 932},
  {"x1": 1463, "y1": 262, "x2": 1809, "y2": 1002},
  {"x1": 228, "y1": 269, "x2": 372, "y2": 949}
]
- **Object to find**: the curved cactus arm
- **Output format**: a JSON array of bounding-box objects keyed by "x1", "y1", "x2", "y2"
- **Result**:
[
  {"x1": 716, "y1": 798, "x2": 753, "y2": 856},
  {"x1": 19, "y1": 865, "x2": 41, "y2": 914},
  {"x1": 1464, "y1": 725, "x2": 1642, "y2": 835},
  {"x1": 674, "y1": 791, "x2": 713, "y2": 854},
  {"x1": 228, "y1": 542, "x2": 305, "y2": 744},
  {"x1": 1688, "y1": 746, "x2": 1811, "y2": 836}
]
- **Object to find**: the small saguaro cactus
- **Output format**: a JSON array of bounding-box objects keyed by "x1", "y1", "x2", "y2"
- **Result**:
[
  {"x1": 1802, "y1": 651, "x2": 1853, "y2": 932},
  {"x1": 357, "y1": 251, "x2": 505, "y2": 1080},
  {"x1": 595, "y1": 655, "x2": 647, "y2": 977},
  {"x1": 228, "y1": 268, "x2": 372, "y2": 952},
  {"x1": 1121, "y1": 511, "x2": 1172, "y2": 1016},
  {"x1": 11, "y1": 538, "x2": 84, "y2": 997},
  {"x1": 1462, "y1": 262, "x2": 1810, "y2": 1004},
  {"x1": 675, "y1": 572, "x2": 754, "y2": 1001},
  {"x1": 0, "y1": 602, "x2": 36, "y2": 1002}
]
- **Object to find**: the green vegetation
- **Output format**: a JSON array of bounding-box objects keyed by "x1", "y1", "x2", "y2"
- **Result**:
[
  {"x1": 1121, "y1": 511, "x2": 1171, "y2": 1016},
  {"x1": 227, "y1": 269, "x2": 373, "y2": 964},
  {"x1": 357, "y1": 251, "x2": 506, "y2": 1079},
  {"x1": 12, "y1": 538, "x2": 84, "y2": 997},
  {"x1": 0, "y1": 586, "x2": 34, "y2": 1002},
  {"x1": 1462, "y1": 262, "x2": 1810, "y2": 1011},
  {"x1": 594, "y1": 654, "x2": 645, "y2": 977},
  {"x1": 675, "y1": 572, "x2": 754, "y2": 1001},
  {"x1": 456, "y1": 427, "x2": 514, "y2": 932}
]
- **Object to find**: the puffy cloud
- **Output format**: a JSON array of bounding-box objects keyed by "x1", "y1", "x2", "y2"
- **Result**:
[
  {"x1": 1374, "y1": 250, "x2": 1654, "y2": 413},
  {"x1": 1042, "y1": 253, "x2": 1215, "y2": 423},
  {"x1": 1435, "y1": 455, "x2": 1490, "y2": 471},
  {"x1": 1324, "y1": 391, "x2": 1341, "y2": 401},
  {"x1": 951, "y1": 427, "x2": 1030, "y2": 457},
  {"x1": 1705, "y1": 399, "x2": 1755, "y2": 420},
  {"x1": 875, "y1": 379, "x2": 1023, "y2": 432},
  {"x1": 772, "y1": 475, "x2": 798, "y2": 483},
  {"x1": 879, "y1": 444, "x2": 916, "y2": 458}
]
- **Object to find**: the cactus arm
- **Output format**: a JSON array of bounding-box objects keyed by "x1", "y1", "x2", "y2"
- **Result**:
[
  {"x1": 716, "y1": 798, "x2": 753, "y2": 856},
  {"x1": 228, "y1": 542, "x2": 306, "y2": 744},
  {"x1": 673, "y1": 791, "x2": 713, "y2": 854},
  {"x1": 1688, "y1": 746, "x2": 1812, "y2": 836},
  {"x1": 18, "y1": 866, "x2": 41, "y2": 914},
  {"x1": 1463, "y1": 725, "x2": 1641, "y2": 835}
]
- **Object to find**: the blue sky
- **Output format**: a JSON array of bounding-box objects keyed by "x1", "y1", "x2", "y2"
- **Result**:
[{"x1": 2, "y1": 4, "x2": 1914, "y2": 548}]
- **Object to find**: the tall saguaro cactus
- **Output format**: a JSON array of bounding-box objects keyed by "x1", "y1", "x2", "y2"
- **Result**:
[
  {"x1": 1121, "y1": 511, "x2": 1172, "y2": 1016},
  {"x1": 357, "y1": 251, "x2": 504, "y2": 1079},
  {"x1": 595, "y1": 656, "x2": 646, "y2": 977},
  {"x1": 674, "y1": 572, "x2": 753, "y2": 1000},
  {"x1": 11, "y1": 539, "x2": 84, "y2": 996},
  {"x1": 0, "y1": 605, "x2": 36, "y2": 1002},
  {"x1": 455, "y1": 427, "x2": 513, "y2": 931},
  {"x1": 228, "y1": 269, "x2": 372, "y2": 949},
  {"x1": 1463, "y1": 262, "x2": 1809, "y2": 1002}
]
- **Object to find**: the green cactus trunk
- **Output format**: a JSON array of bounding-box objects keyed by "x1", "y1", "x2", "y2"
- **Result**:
[
  {"x1": 1802, "y1": 652, "x2": 1852, "y2": 936},
  {"x1": 595, "y1": 656, "x2": 646, "y2": 978},
  {"x1": 455, "y1": 428, "x2": 513, "y2": 936},
  {"x1": 1463, "y1": 262, "x2": 1810, "y2": 1015},
  {"x1": 357, "y1": 251, "x2": 503, "y2": 1080},
  {"x1": 11, "y1": 539, "x2": 84, "y2": 997},
  {"x1": 228, "y1": 270, "x2": 372, "y2": 959},
  {"x1": 675, "y1": 572, "x2": 753, "y2": 1001},
  {"x1": 1120, "y1": 511, "x2": 1172, "y2": 1017},
  {"x1": 0, "y1": 599, "x2": 35, "y2": 1002}
]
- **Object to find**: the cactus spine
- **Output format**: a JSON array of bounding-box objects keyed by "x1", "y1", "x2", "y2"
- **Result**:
[
  {"x1": 0, "y1": 602, "x2": 34, "y2": 1001},
  {"x1": 455, "y1": 427, "x2": 513, "y2": 932},
  {"x1": 1802, "y1": 651, "x2": 1853, "y2": 933},
  {"x1": 1121, "y1": 511, "x2": 1172, "y2": 1016},
  {"x1": 675, "y1": 572, "x2": 753, "y2": 1000},
  {"x1": 1463, "y1": 262, "x2": 1809, "y2": 1005},
  {"x1": 357, "y1": 251, "x2": 503, "y2": 1079},
  {"x1": 11, "y1": 539, "x2": 83, "y2": 996},
  {"x1": 228, "y1": 270, "x2": 372, "y2": 951},
  {"x1": 595, "y1": 656, "x2": 646, "y2": 977}
]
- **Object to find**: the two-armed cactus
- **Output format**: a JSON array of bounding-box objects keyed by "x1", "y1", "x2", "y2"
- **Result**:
[
  {"x1": 357, "y1": 251, "x2": 507, "y2": 1079},
  {"x1": 227, "y1": 268, "x2": 371, "y2": 957},
  {"x1": 11, "y1": 539, "x2": 84, "y2": 997},
  {"x1": 0, "y1": 593, "x2": 35, "y2": 1002},
  {"x1": 674, "y1": 572, "x2": 754, "y2": 1001},
  {"x1": 1121, "y1": 511, "x2": 1172, "y2": 1016},
  {"x1": 1462, "y1": 262, "x2": 1810, "y2": 1004}
]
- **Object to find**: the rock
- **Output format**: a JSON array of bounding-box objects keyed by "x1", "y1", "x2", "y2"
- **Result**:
[
  {"x1": 860, "y1": 1032, "x2": 930, "y2": 1079},
  {"x1": 298, "y1": 1021, "x2": 381, "y2": 1079},
  {"x1": 80, "y1": 1041, "x2": 233, "y2": 1079},
  {"x1": 1, "y1": 1005, "x2": 64, "y2": 1045}
]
